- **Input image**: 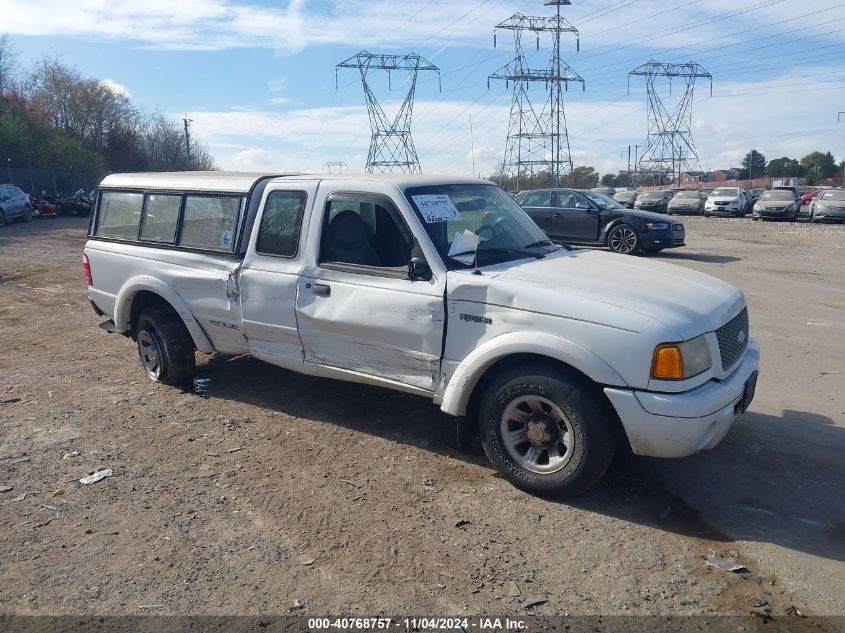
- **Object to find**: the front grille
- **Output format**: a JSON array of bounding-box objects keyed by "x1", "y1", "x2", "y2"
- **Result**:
[
  {"x1": 672, "y1": 224, "x2": 684, "y2": 231},
  {"x1": 716, "y1": 308, "x2": 749, "y2": 372}
]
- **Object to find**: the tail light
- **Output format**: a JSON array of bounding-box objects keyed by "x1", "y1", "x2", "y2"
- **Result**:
[{"x1": 82, "y1": 253, "x2": 93, "y2": 286}]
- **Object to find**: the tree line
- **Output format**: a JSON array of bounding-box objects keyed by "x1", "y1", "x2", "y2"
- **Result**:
[{"x1": 0, "y1": 35, "x2": 216, "y2": 187}]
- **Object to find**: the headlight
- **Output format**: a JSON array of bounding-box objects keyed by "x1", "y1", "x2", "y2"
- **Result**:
[
  {"x1": 643, "y1": 222, "x2": 669, "y2": 231},
  {"x1": 815, "y1": 203, "x2": 826, "y2": 212},
  {"x1": 754, "y1": 203, "x2": 763, "y2": 212},
  {"x1": 651, "y1": 334, "x2": 712, "y2": 381}
]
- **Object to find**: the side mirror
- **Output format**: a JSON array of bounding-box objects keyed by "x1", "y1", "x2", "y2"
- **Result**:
[
  {"x1": 575, "y1": 202, "x2": 591, "y2": 210},
  {"x1": 408, "y1": 257, "x2": 433, "y2": 281}
]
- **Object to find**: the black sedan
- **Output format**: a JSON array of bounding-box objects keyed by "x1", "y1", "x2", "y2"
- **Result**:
[{"x1": 515, "y1": 188, "x2": 685, "y2": 255}]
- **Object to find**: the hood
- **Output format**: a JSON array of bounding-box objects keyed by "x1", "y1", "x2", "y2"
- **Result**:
[
  {"x1": 757, "y1": 200, "x2": 793, "y2": 209},
  {"x1": 708, "y1": 195, "x2": 741, "y2": 203},
  {"x1": 669, "y1": 198, "x2": 700, "y2": 206},
  {"x1": 626, "y1": 208, "x2": 676, "y2": 223},
  {"x1": 448, "y1": 249, "x2": 743, "y2": 341}
]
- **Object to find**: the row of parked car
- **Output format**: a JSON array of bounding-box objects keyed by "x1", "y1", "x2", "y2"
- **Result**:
[{"x1": 605, "y1": 186, "x2": 845, "y2": 223}]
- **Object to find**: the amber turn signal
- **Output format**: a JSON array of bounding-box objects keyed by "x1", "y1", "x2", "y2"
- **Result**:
[{"x1": 651, "y1": 345, "x2": 684, "y2": 380}]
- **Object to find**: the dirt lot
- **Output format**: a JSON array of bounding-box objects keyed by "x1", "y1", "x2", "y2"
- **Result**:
[{"x1": 0, "y1": 216, "x2": 843, "y2": 622}]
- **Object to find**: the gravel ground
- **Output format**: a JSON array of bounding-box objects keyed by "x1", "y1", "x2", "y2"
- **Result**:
[{"x1": 0, "y1": 215, "x2": 842, "y2": 624}]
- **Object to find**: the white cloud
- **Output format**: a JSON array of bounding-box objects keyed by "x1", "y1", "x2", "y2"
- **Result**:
[
  {"x1": 5, "y1": 0, "x2": 841, "y2": 53},
  {"x1": 101, "y1": 78, "x2": 130, "y2": 97},
  {"x1": 230, "y1": 148, "x2": 276, "y2": 170}
]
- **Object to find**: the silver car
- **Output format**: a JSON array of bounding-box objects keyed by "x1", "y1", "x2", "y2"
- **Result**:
[
  {"x1": 667, "y1": 190, "x2": 705, "y2": 215},
  {"x1": 0, "y1": 184, "x2": 33, "y2": 227}
]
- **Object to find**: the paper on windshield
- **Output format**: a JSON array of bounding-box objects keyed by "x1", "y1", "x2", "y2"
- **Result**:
[
  {"x1": 448, "y1": 230, "x2": 480, "y2": 266},
  {"x1": 412, "y1": 195, "x2": 462, "y2": 223}
]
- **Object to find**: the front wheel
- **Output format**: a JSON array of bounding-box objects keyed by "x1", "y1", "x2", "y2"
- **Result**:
[
  {"x1": 23, "y1": 205, "x2": 33, "y2": 223},
  {"x1": 479, "y1": 365, "x2": 617, "y2": 498},
  {"x1": 607, "y1": 223, "x2": 640, "y2": 255},
  {"x1": 0, "y1": 210, "x2": 5, "y2": 228},
  {"x1": 135, "y1": 306, "x2": 195, "y2": 387}
]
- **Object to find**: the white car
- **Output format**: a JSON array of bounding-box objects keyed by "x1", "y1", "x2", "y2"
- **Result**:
[
  {"x1": 704, "y1": 187, "x2": 748, "y2": 217},
  {"x1": 84, "y1": 172, "x2": 760, "y2": 498}
]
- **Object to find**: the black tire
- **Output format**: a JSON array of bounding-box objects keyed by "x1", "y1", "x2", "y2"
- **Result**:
[
  {"x1": 0, "y1": 209, "x2": 5, "y2": 228},
  {"x1": 479, "y1": 364, "x2": 617, "y2": 498},
  {"x1": 607, "y1": 223, "x2": 641, "y2": 255},
  {"x1": 134, "y1": 306, "x2": 195, "y2": 387},
  {"x1": 23, "y1": 205, "x2": 33, "y2": 223}
]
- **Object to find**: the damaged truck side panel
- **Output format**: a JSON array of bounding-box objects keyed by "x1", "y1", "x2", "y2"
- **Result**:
[{"x1": 85, "y1": 171, "x2": 759, "y2": 498}]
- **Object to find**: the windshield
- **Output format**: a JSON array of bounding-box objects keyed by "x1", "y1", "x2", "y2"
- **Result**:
[
  {"x1": 640, "y1": 192, "x2": 663, "y2": 200},
  {"x1": 760, "y1": 191, "x2": 795, "y2": 201},
  {"x1": 613, "y1": 192, "x2": 636, "y2": 200},
  {"x1": 821, "y1": 190, "x2": 845, "y2": 201},
  {"x1": 712, "y1": 188, "x2": 739, "y2": 198},
  {"x1": 405, "y1": 184, "x2": 557, "y2": 269},
  {"x1": 581, "y1": 190, "x2": 624, "y2": 209},
  {"x1": 674, "y1": 191, "x2": 700, "y2": 199}
]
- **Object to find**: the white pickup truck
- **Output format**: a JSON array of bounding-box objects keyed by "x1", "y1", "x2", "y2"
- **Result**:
[{"x1": 84, "y1": 172, "x2": 759, "y2": 497}]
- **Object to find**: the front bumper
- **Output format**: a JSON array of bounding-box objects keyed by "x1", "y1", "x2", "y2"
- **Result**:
[
  {"x1": 706, "y1": 206, "x2": 743, "y2": 216},
  {"x1": 604, "y1": 339, "x2": 760, "y2": 458},
  {"x1": 813, "y1": 207, "x2": 845, "y2": 221}
]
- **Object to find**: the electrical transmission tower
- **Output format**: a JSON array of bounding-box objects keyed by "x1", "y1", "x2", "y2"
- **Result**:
[
  {"x1": 323, "y1": 161, "x2": 348, "y2": 174},
  {"x1": 628, "y1": 60, "x2": 712, "y2": 186},
  {"x1": 489, "y1": 1, "x2": 584, "y2": 191},
  {"x1": 337, "y1": 51, "x2": 440, "y2": 174}
]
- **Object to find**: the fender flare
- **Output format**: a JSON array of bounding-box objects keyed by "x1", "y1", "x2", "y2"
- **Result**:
[
  {"x1": 439, "y1": 331, "x2": 627, "y2": 417},
  {"x1": 113, "y1": 275, "x2": 215, "y2": 353}
]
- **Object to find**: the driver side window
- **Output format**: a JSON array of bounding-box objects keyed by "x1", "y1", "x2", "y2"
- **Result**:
[
  {"x1": 320, "y1": 197, "x2": 413, "y2": 272},
  {"x1": 521, "y1": 190, "x2": 551, "y2": 207},
  {"x1": 555, "y1": 191, "x2": 591, "y2": 209}
]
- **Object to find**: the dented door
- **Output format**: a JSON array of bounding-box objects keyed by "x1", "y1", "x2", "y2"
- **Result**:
[{"x1": 295, "y1": 267, "x2": 445, "y2": 393}]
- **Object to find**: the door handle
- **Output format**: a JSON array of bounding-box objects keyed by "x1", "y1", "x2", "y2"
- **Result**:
[
  {"x1": 312, "y1": 283, "x2": 331, "y2": 297},
  {"x1": 554, "y1": 213, "x2": 563, "y2": 218}
]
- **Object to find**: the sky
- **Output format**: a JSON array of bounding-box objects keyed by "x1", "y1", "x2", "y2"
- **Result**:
[{"x1": 3, "y1": 0, "x2": 845, "y2": 177}]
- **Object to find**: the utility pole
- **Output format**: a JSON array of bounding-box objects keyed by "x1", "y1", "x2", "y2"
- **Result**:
[
  {"x1": 629, "y1": 61, "x2": 712, "y2": 186},
  {"x1": 633, "y1": 144, "x2": 640, "y2": 187},
  {"x1": 337, "y1": 52, "x2": 440, "y2": 174},
  {"x1": 839, "y1": 113, "x2": 845, "y2": 185},
  {"x1": 183, "y1": 117, "x2": 193, "y2": 168},
  {"x1": 489, "y1": 1, "x2": 583, "y2": 191}
]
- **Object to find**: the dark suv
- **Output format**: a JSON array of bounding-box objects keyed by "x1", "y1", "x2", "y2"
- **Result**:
[{"x1": 515, "y1": 188, "x2": 685, "y2": 255}]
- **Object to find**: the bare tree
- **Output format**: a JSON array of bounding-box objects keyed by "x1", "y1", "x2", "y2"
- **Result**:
[{"x1": 0, "y1": 35, "x2": 18, "y2": 97}]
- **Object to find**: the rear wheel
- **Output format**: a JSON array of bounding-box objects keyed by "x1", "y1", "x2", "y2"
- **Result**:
[
  {"x1": 134, "y1": 306, "x2": 195, "y2": 387},
  {"x1": 479, "y1": 364, "x2": 617, "y2": 498},
  {"x1": 607, "y1": 223, "x2": 640, "y2": 255}
]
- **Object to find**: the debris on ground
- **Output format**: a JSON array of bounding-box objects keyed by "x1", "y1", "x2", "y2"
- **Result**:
[
  {"x1": 192, "y1": 378, "x2": 211, "y2": 397},
  {"x1": 12, "y1": 493, "x2": 26, "y2": 501},
  {"x1": 454, "y1": 519, "x2": 471, "y2": 529},
  {"x1": 521, "y1": 595, "x2": 548, "y2": 610},
  {"x1": 507, "y1": 581, "x2": 521, "y2": 597},
  {"x1": 0, "y1": 397, "x2": 21, "y2": 404},
  {"x1": 53, "y1": 489, "x2": 65, "y2": 496},
  {"x1": 62, "y1": 451, "x2": 80, "y2": 460},
  {"x1": 705, "y1": 551, "x2": 749, "y2": 574},
  {"x1": 9, "y1": 457, "x2": 31, "y2": 465},
  {"x1": 0, "y1": 486, "x2": 12, "y2": 493},
  {"x1": 79, "y1": 469, "x2": 113, "y2": 485},
  {"x1": 293, "y1": 599, "x2": 304, "y2": 609},
  {"x1": 785, "y1": 606, "x2": 804, "y2": 617}
]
